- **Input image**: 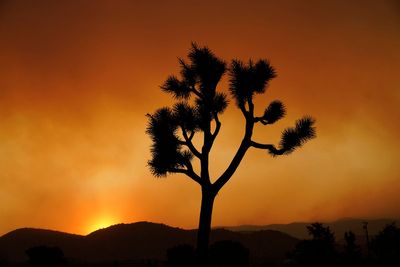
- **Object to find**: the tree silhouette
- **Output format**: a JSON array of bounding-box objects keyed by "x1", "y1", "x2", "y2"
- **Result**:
[
  {"x1": 371, "y1": 222, "x2": 400, "y2": 267},
  {"x1": 146, "y1": 43, "x2": 316, "y2": 266},
  {"x1": 306, "y1": 223, "x2": 335, "y2": 245},
  {"x1": 287, "y1": 223, "x2": 337, "y2": 267},
  {"x1": 342, "y1": 231, "x2": 362, "y2": 267}
]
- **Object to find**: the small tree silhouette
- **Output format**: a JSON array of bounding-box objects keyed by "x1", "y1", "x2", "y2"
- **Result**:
[
  {"x1": 342, "y1": 231, "x2": 362, "y2": 267},
  {"x1": 371, "y1": 222, "x2": 400, "y2": 267},
  {"x1": 288, "y1": 223, "x2": 337, "y2": 267},
  {"x1": 306, "y1": 223, "x2": 335, "y2": 244},
  {"x1": 146, "y1": 43, "x2": 316, "y2": 266}
]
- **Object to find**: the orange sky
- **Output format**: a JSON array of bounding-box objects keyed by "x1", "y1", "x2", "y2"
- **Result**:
[{"x1": 1, "y1": 0, "x2": 399, "y2": 235}]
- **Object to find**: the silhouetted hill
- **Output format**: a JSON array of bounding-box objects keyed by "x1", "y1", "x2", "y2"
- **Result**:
[
  {"x1": 0, "y1": 222, "x2": 298, "y2": 265},
  {"x1": 0, "y1": 228, "x2": 85, "y2": 262},
  {"x1": 223, "y1": 218, "x2": 398, "y2": 239},
  {"x1": 85, "y1": 222, "x2": 195, "y2": 261}
]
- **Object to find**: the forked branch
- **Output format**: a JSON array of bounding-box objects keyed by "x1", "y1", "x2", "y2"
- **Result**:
[
  {"x1": 180, "y1": 126, "x2": 201, "y2": 158},
  {"x1": 211, "y1": 113, "x2": 221, "y2": 143},
  {"x1": 169, "y1": 167, "x2": 202, "y2": 185},
  {"x1": 213, "y1": 103, "x2": 254, "y2": 192}
]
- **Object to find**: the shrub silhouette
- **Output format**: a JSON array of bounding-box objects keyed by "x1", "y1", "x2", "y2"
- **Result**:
[
  {"x1": 287, "y1": 223, "x2": 337, "y2": 267},
  {"x1": 344, "y1": 231, "x2": 357, "y2": 253},
  {"x1": 342, "y1": 231, "x2": 362, "y2": 267},
  {"x1": 209, "y1": 240, "x2": 249, "y2": 267},
  {"x1": 146, "y1": 43, "x2": 316, "y2": 266},
  {"x1": 285, "y1": 222, "x2": 400, "y2": 267},
  {"x1": 26, "y1": 245, "x2": 66, "y2": 267},
  {"x1": 371, "y1": 222, "x2": 400, "y2": 267},
  {"x1": 166, "y1": 244, "x2": 196, "y2": 267}
]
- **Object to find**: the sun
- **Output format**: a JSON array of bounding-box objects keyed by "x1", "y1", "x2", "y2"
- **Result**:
[{"x1": 86, "y1": 216, "x2": 117, "y2": 233}]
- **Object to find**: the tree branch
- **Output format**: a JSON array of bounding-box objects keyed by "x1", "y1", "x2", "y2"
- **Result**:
[
  {"x1": 183, "y1": 158, "x2": 203, "y2": 184},
  {"x1": 201, "y1": 126, "x2": 212, "y2": 184},
  {"x1": 211, "y1": 112, "x2": 221, "y2": 142},
  {"x1": 168, "y1": 167, "x2": 203, "y2": 185},
  {"x1": 247, "y1": 98, "x2": 254, "y2": 115},
  {"x1": 188, "y1": 130, "x2": 195, "y2": 141},
  {"x1": 180, "y1": 126, "x2": 201, "y2": 158},
  {"x1": 250, "y1": 141, "x2": 285, "y2": 155},
  {"x1": 213, "y1": 100, "x2": 255, "y2": 192},
  {"x1": 213, "y1": 139, "x2": 250, "y2": 193},
  {"x1": 190, "y1": 86, "x2": 203, "y2": 99},
  {"x1": 239, "y1": 103, "x2": 247, "y2": 116},
  {"x1": 213, "y1": 98, "x2": 257, "y2": 192},
  {"x1": 254, "y1": 116, "x2": 268, "y2": 125}
]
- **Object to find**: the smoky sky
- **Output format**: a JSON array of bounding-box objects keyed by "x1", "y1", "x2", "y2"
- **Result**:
[{"x1": 0, "y1": 0, "x2": 399, "y2": 235}]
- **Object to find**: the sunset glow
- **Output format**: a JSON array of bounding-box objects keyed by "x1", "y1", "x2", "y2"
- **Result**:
[
  {"x1": 86, "y1": 216, "x2": 118, "y2": 234},
  {"x1": 0, "y1": 0, "x2": 399, "y2": 236}
]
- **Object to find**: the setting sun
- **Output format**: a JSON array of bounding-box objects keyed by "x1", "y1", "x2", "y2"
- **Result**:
[{"x1": 86, "y1": 217, "x2": 117, "y2": 234}]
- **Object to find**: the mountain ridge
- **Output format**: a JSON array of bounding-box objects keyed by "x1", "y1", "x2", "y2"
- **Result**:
[
  {"x1": 221, "y1": 218, "x2": 398, "y2": 239},
  {"x1": 0, "y1": 221, "x2": 298, "y2": 264},
  {"x1": 3, "y1": 217, "x2": 397, "y2": 238},
  {"x1": 1, "y1": 218, "x2": 396, "y2": 264}
]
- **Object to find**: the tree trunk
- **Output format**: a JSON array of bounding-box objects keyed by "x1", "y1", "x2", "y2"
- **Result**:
[{"x1": 196, "y1": 187, "x2": 216, "y2": 267}]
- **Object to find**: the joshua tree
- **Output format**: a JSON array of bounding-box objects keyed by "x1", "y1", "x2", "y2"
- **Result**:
[{"x1": 146, "y1": 43, "x2": 316, "y2": 266}]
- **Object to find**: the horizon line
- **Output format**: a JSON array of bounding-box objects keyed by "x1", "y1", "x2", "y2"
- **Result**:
[{"x1": 2, "y1": 217, "x2": 398, "y2": 237}]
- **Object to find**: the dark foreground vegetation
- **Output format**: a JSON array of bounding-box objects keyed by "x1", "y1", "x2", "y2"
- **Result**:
[{"x1": 0, "y1": 222, "x2": 399, "y2": 267}]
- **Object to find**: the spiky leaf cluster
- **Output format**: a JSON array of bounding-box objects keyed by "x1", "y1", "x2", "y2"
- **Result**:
[
  {"x1": 212, "y1": 92, "x2": 229, "y2": 115},
  {"x1": 147, "y1": 108, "x2": 193, "y2": 176},
  {"x1": 278, "y1": 116, "x2": 316, "y2": 154},
  {"x1": 161, "y1": 43, "x2": 228, "y2": 121},
  {"x1": 161, "y1": 42, "x2": 226, "y2": 102},
  {"x1": 162, "y1": 44, "x2": 228, "y2": 129},
  {"x1": 262, "y1": 100, "x2": 286, "y2": 124},
  {"x1": 194, "y1": 92, "x2": 228, "y2": 121},
  {"x1": 229, "y1": 59, "x2": 276, "y2": 106},
  {"x1": 161, "y1": 76, "x2": 191, "y2": 99},
  {"x1": 148, "y1": 44, "x2": 316, "y2": 178},
  {"x1": 173, "y1": 102, "x2": 200, "y2": 132},
  {"x1": 188, "y1": 43, "x2": 226, "y2": 100}
]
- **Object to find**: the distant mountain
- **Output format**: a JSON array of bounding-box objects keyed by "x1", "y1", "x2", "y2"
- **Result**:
[
  {"x1": 222, "y1": 218, "x2": 398, "y2": 240},
  {"x1": 0, "y1": 222, "x2": 298, "y2": 265},
  {"x1": 3, "y1": 218, "x2": 392, "y2": 265}
]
